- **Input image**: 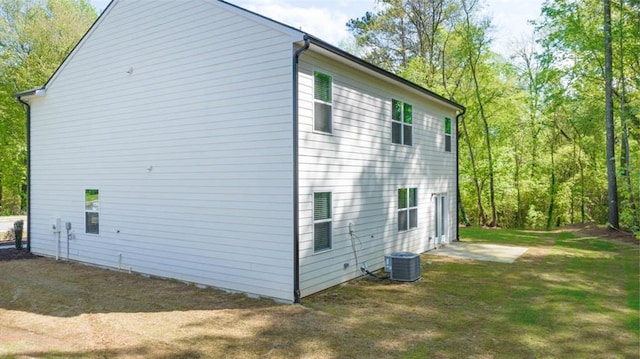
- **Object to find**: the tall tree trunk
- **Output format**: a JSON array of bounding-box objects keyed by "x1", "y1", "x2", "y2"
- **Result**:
[
  {"x1": 514, "y1": 140, "x2": 524, "y2": 228},
  {"x1": 604, "y1": 0, "x2": 620, "y2": 229},
  {"x1": 460, "y1": 115, "x2": 487, "y2": 225},
  {"x1": 457, "y1": 186, "x2": 471, "y2": 226},
  {"x1": 618, "y1": 0, "x2": 637, "y2": 228},
  {"x1": 469, "y1": 63, "x2": 497, "y2": 227},
  {"x1": 462, "y1": 0, "x2": 497, "y2": 227},
  {"x1": 546, "y1": 118, "x2": 557, "y2": 230}
]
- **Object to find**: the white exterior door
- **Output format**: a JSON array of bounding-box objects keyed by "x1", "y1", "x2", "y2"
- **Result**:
[{"x1": 434, "y1": 194, "x2": 448, "y2": 245}]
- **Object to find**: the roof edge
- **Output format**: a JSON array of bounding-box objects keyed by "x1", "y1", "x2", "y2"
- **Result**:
[
  {"x1": 304, "y1": 35, "x2": 465, "y2": 112},
  {"x1": 14, "y1": 87, "x2": 46, "y2": 99}
]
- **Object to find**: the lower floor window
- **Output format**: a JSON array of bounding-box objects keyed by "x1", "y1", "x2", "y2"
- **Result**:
[
  {"x1": 398, "y1": 188, "x2": 418, "y2": 231},
  {"x1": 313, "y1": 192, "x2": 332, "y2": 252},
  {"x1": 85, "y1": 189, "x2": 99, "y2": 234}
]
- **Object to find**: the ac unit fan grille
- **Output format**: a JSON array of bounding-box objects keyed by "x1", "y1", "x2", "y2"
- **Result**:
[{"x1": 385, "y1": 252, "x2": 421, "y2": 282}]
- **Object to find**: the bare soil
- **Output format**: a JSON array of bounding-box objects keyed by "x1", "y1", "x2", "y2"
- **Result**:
[
  {"x1": 0, "y1": 227, "x2": 637, "y2": 358},
  {"x1": 560, "y1": 222, "x2": 638, "y2": 244},
  {"x1": 0, "y1": 248, "x2": 36, "y2": 261}
]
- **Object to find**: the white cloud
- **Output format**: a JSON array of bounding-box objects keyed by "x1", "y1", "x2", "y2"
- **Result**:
[{"x1": 231, "y1": 0, "x2": 354, "y2": 46}]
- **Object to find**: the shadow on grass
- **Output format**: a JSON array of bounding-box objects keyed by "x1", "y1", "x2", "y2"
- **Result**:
[{"x1": 1, "y1": 228, "x2": 638, "y2": 358}]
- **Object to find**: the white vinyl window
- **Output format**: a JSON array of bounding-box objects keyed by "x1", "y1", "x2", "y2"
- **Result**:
[
  {"x1": 445, "y1": 117, "x2": 452, "y2": 152},
  {"x1": 398, "y1": 188, "x2": 418, "y2": 231},
  {"x1": 313, "y1": 192, "x2": 332, "y2": 252},
  {"x1": 314, "y1": 71, "x2": 333, "y2": 134},
  {"x1": 392, "y1": 99, "x2": 413, "y2": 146},
  {"x1": 85, "y1": 189, "x2": 99, "y2": 234}
]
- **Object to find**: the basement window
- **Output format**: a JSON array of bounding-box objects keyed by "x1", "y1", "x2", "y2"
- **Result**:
[
  {"x1": 392, "y1": 99, "x2": 412, "y2": 146},
  {"x1": 85, "y1": 189, "x2": 99, "y2": 234},
  {"x1": 314, "y1": 71, "x2": 333, "y2": 134},
  {"x1": 398, "y1": 188, "x2": 418, "y2": 231},
  {"x1": 313, "y1": 192, "x2": 332, "y2": 252}
]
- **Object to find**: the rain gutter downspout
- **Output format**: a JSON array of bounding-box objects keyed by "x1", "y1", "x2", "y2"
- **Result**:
[
  {"x1": 293, "y1": 35, "x2": 310, "y2": 304},
  {"x1": 455, "y1": 107, "x2": 466, "y2": 241},
  {"x1": 16, "y1": 96, "x2": 32, "y2": 253}
]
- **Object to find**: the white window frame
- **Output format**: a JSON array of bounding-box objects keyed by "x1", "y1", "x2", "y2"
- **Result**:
[
  {"x1": 398, "y1": 187, "x2": 418, "y2": 232},
  {"x1": 391, "y1": 99, "x2": 413, "y2": 146},
  {"x1": 444, "y1": 117, "x2": 452, "y2": 152},
  {"x1": 313, "y1": 70, "x2": 333, "y2": 134},
  {"x1": 313, "y1": 191, "x2": 333, "y2": 252},
  {"x1": 85, "y1": 188, "x2": 100, "y2": 235}
]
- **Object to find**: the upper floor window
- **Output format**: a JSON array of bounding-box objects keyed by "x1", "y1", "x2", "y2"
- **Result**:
[
  {"x1": 398, "y1": 188, "x2": 418, "y2": 231},
  {"x1": 392, "y1": 99, "x2": 412, "y2": 146},
  {"x1": 445, "y1": 117, "x2": 452, "y2": 152},
  {"x1": 314, "y1": 71, "x2": 333, "y2": 134}
]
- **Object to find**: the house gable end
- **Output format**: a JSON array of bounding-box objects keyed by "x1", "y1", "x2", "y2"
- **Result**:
[{"x1": 39, "y1": 0, "x2": 304, "y2": 94}]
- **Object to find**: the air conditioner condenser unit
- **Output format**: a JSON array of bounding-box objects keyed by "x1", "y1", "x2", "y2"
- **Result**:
[{"x1": 384, "y1": 252, "x2": 421, "y2": 282}]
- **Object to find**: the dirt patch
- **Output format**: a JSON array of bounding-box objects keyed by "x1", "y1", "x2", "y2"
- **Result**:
[
  {"x1": 561, "y1": 222, "x2": 638, "y2": 244},
  {"x1": 0, "y1": 248, "x2": 37, "y2": 261}
]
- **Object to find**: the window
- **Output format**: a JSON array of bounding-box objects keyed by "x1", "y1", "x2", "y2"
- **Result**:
[
  {"x1": 398, "y1": 188, "x2": 418, "y2": 231},
  {"x1": 85, "y1": 189, "x2": 99, "y2": 234},
  {"x1": 445, "y1": 117, "x2": 452, "y2": 152},
  {"x1": 314, "y1": 71, "x2": 332, "y2": 134},
  {"x1": 313, "y1": 192, "x2": 332, "y2": 252},
  {"x1": 392, "y1": 99, "x2": 412, "y2": 145}
]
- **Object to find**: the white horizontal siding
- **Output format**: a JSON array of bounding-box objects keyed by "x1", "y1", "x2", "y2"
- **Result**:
[
  {"x1": 297, "y1": 51, "x2": 459, "y2": 296},
  {"x1": 29, "y1": 0, "x2": 302, "y2": 302}
]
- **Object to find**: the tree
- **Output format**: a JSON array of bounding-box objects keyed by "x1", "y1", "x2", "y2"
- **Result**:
[
  {"x1": 604, "y1": 0, "x2": 619, "y2": 229},
  {"x1": 0, "y1": 0, "x2": 96, "y2": 214}
]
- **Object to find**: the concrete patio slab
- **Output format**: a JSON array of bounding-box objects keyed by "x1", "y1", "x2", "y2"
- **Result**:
[{"x1": 429, "y1": 242, "x2": 528, "y2": 263}]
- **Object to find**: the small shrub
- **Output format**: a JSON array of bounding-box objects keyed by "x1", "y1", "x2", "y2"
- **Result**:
[{"x1": 3, "y1": 229, "x2": 15, "y2": 242}]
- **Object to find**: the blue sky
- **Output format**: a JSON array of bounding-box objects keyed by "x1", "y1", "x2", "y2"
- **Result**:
[{"x1": 88, "y1": 0, "x2": 543, "y2": 56}]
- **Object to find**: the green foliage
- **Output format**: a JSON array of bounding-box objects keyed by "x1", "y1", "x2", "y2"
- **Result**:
[
  {"x1": 348, "y1": 0, "x2": 639, "y2": 231},
  {"x1": 0, "y1": 0, "x2": 96, "y2": 215}
]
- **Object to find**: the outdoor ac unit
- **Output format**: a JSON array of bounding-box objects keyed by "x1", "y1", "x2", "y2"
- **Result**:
[{"x1": 384, "y1": 252, "x2": 421, "y2": 282}]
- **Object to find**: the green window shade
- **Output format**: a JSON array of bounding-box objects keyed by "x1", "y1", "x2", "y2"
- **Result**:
[
  {"x1": 314, "y1": 71, "x2": 332, "y2": 103},
  {"x1": 85, "y1": 189, "x2": 99, "y2": 211},
  {"x1": 445, "y1": 117, "x2": 452, "y2": 134},
  {"x1": 445, "y1": 117, "x2": 452, "y2": 152},
  {"x1": 403, "y1": 103, "x2": 412, "y2": 124},
  {"x1": 314, "y1": 192, "x2": 331, "y2": 220},
  {"x1": 409, "y1": 188, "x2": 417, "y2": 207},
  {"x1": 392, "y1": 99, "x2": 402, "y2": 121},
  {"x1": 398, "y1": 188, "x2": 407, "y2": 209}
]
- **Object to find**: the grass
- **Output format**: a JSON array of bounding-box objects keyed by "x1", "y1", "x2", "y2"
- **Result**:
[{"x1": 0, "y1": 228, "x2": 638, "y2": 358}]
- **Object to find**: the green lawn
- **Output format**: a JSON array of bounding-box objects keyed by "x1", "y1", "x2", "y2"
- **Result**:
[
  {"x1": 0, "y1": 227, "x2": 637, "y2": 358},
  {"x1": 306, "y1": 228, "x2": 639, "y2": 358}
]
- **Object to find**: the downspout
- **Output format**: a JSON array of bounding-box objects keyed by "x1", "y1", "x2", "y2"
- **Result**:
[
  {"x1": 292, "y1": 35, "x2": 310, "y2": 304},
  {"x1": 455, "y1": 107, "x2": 466, "y2": 241},
  {"x1": 16, "y1": 96, "x2": 32, "y2": 252}
]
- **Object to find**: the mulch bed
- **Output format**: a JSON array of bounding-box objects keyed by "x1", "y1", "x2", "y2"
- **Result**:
[{"x1": 0, "y1": 248, "x2": 37, "y2": 261}]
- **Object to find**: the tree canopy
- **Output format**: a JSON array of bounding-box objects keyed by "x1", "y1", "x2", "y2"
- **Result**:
[
  {"x1": 0, "y1": 0, "x2": 96, "y2": 214},
  {"x1": 0, "y1": 0, "x2": 638, "y2": 236},
  {"x1": 348, "y1": 0, "x2": 639, "y2": 233}
]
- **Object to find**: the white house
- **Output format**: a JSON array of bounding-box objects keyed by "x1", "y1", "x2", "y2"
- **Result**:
[{"x1": 15, "y1": 0, "x2": 464, "y2": 303}]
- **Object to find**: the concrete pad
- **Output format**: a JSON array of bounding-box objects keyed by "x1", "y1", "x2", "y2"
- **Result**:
[{"x1": 429, "y1": 242, "x2": 528, "y2": 263}]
